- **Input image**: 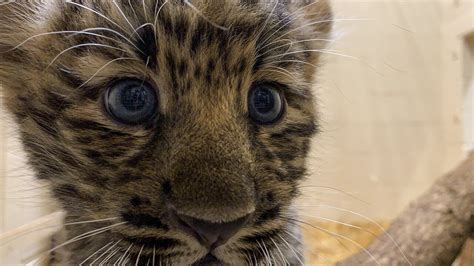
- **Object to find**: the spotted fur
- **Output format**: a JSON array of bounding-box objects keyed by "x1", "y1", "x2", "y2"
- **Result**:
[{"x1": 0, "y1": 0, "x2": 332, "y2": 264}]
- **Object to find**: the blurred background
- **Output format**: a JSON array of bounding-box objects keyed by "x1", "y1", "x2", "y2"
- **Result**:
[{"x1": 1, "y1": 0, "x2": 473, "y2": 264}]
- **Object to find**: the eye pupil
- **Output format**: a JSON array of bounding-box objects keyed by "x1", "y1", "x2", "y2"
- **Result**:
[
  {"x1": 105, "y1": 79, "x2": 158, "y2": 125},
  {"x1": 121, "y1": 86, "x2": 148, "y2": 111},
  {"x1": 248, "y1": 84, "x2": 284, "y2": 125},
  {"x1": 254, "y1": 88, "x2": 275, "y2": 113}
]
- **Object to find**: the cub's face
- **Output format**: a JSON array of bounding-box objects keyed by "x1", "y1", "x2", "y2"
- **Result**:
[{"x1": 0, "y1": 0, "x2": 331, "y2": 264}]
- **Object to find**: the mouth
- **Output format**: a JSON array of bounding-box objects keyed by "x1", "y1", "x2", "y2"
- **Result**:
[{"x1": 192, "y1": 253, "x2": 225, "y2": 266}]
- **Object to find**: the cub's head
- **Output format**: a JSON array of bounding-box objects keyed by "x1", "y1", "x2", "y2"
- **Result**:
[{"x1": 0, "y1": 0, "x2": 331, "y2": 264}]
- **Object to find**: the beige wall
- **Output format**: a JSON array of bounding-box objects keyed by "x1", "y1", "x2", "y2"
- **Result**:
[
  {"x1": 0, "y1": 112, "x2": 54, "y2": 234},
  {"x1": 300, "y1": 0, "x2": 472, "y2": 221}
]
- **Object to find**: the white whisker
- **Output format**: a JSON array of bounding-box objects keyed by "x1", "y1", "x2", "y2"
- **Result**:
[
  {"x1": 299, "y1": 184, "x2": 370, "y2": 205},
  {"x1": 72, "y1": 27, "x2": 144, "y2": 54},
  {"x1": 116, "y1": 243, "x2": 133, "y2": 266},
  {"x1": 256, "y1": 240, "x2": 270, "y2": 266},
  {"x1": 79, "y1": 241, "x2": 114, "y2": 265},
  {"x1": 296, "y1": 204, "x2": 411, "y2": 265},
  {"x1": 112, "y1": 0, "x2": 137, "y2": 34},
  {"x1": 256, "y1": 0, "x2": 280, "y2": 40},
  {"x1": 258, "y1": 0, "x2": 323, "y2": 50},
  {"x1": 283, "y1": 224, "x2": 337, "y2": 265},
  {"x1": 277, "y1": 234, "x2": 304, "y2": 266},
  {"x1": 270, "y1": 237, "x2": 288, "y2": 265},
  {"x1": 65, "y1": 1, "x2": 127, "y2": 33},
  {"x1": 135, "y1": 244, "x2": 145, "y2": 266},
  {"x1": 299, "y1": 214, "x2": 379, "y2": 238},
  {"x1": 287, "y1": 217, "x2": 380, "y2": 265},
  {"x1": 101, "y1": 246, "x2": 122, "y2": 265},
  {"x1": 267, "y1": 59, "x2": 317, "y2": 68},
  {"x1": 153, "y1": 0, "x2": 168, "y2": 29},
  {"x1": 35, "y1": 222, "x2": 126, "y2": 265},
  {"x1": 3, "y1": 31, "x2": 81, "y2": 53},
  {"x1": 45, "y1": 43, "x2": 129, "y2": 71},
  {"x1": 264, "y1": 66, "x2": 301, "y2": 84},
  {"x1": 65, "y1": 217, "x2": 119, "y2": 226},
  {"x1": 184, "y1": 0, "x2": 228, "y2": 31},
  {"x1": 91, "y1": 240, "x2": 121, "y2": 265},
  {"x1": 266, "y1": 49, "x2": 358, "y2": 61},
  {"x1": 257, "y1": 38, "x2": 336, "y2": 59},
  {"x1": 77, "y1": 57, "x2": 138, "y2": 89},
  {"x1": 272, "y1": 18, "x2": 371, "y2": 45},
  {"x1": 127, "y1": 0, "x2": 139, "y2": 23},
  {"x1": 142, "y1": 0, "x2": 149, "y2": 22}
]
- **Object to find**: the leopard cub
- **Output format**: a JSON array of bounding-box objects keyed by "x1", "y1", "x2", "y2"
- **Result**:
[{"x1": 0, "y1": 0, "x2": 332, "y2": 264}]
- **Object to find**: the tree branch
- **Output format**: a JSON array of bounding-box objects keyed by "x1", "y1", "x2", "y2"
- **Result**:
[{"x1": 338, "y1": 152, "x2": 474, "y2": 266}]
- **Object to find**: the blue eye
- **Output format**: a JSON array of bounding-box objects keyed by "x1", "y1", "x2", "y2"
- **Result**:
[
  {"x1": 105, "y1": 79, "x2": 158, "y2": 125},
  {"x1": 248, "y1": 84, "x2": 285, "y2": 124}
]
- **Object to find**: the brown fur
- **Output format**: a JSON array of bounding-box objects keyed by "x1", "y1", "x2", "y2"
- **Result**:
[{"x1": 0, "y1": 0, "x2": 332, "y2": 264}]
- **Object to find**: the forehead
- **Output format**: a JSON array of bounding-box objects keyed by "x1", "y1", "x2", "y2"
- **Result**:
[{"x1": 45, "y1": 0, "x2": 308, "y2": 101}]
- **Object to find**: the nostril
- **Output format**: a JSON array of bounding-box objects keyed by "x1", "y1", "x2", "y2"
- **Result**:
[
  {"x1": 162, "y1": 180, "x2": 172, "y2": 196},
  {"x1": 168, "y1": 210, "x2": 252, "y2": 250}
]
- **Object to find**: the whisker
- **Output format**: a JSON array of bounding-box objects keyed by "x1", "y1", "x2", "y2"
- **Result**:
[
  {"x1": 132, "y1": 22, "x2": 155, "y2": 37},
  {"x1": 257, "y1": 38, "x2": 336, "y2": 59},
  {"x1": 100, "y1": 245, "x2": 122, "y2": 265},
  {"x1": 277, "y1": 234, "x2": 304, "y2": 266},
  {"x1": 285, "y1": 217, "x2": 380, "y2": 265},
  {"x1": 153, "y1": 1, "x2": 169, "y2": 30},
  {"x1": 116, "y1": 243, "x2": 133, "y2": 266},
  {"x1": 266, "y1": 242, "x2": 277, "y2": 265},
  {"x1": 37, "y1": 221, "x2": 126, "y2": 264},
  {"x1": 45, "y1": 43, "x2": 129, "y2": 71},
  {"x1": 256, "y1": 0, "x2": 280, "y2": 40},
  {"x1": 283, "y1": 227, "x2": 334, "y2": 265},
  {"x1": 272, "y1": 18, "x2": 371, "y2": 45},
  {"x1": 77, "y1": 57, "x2": 138, "y2": 89},
  {"x1": 112, "y1": 0, "x2": 139, "y2": 37},
  {"x1": 65, "y1": 1, "x2": 128, "y2": 34},
  {"x1": 256, "y1": 240, "x2": 270, "y2": 265},
  {"x1": 266, "y1": 59, "x2": 317, "y2": 68},
  {"x1": 79, "y1": 241, "x2": 114, "y2": 265},
  {"x1": 263, "y1": 66, "x2": 301, "y2": 84},
  {"x1": 266, "y1": 49, "x2": 358, "y2": 61},
  {"x1": 258, "y1": 0, "x2": 323, "y2": 50},
  {"x1": 135, "y1": 244, "x2": 145, "y2": 266},
  {"x1": 299, "y1": 184, "x2": 370, "y2": 205},
  {"x1": 64, "y1": 217, "x2": 120, "y2": 226},
  {"x1": 71, "y1": 27, "x2": 144, "y2": 54},
  {"x1": 184, "y1": 0, "x2": 228, "y2": 31},
  {"x1": 298, "y1": 213, "x2": 379, "y2": 238},
  {"x1": 1, "y1": 31, "x2": 93, "y2": 53},
  {"x1": 269, "y1": 237, "x2": 288, "y2": 265},
  {"x1": 90, "y1": 240, "x2": 122, "y2": 265},
  {"x1": 295, "y1": 204, "x2": 411, "y2": 265},
  {"x1": 140, "y1": 0, "x2": 149, "y2": 21}
]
